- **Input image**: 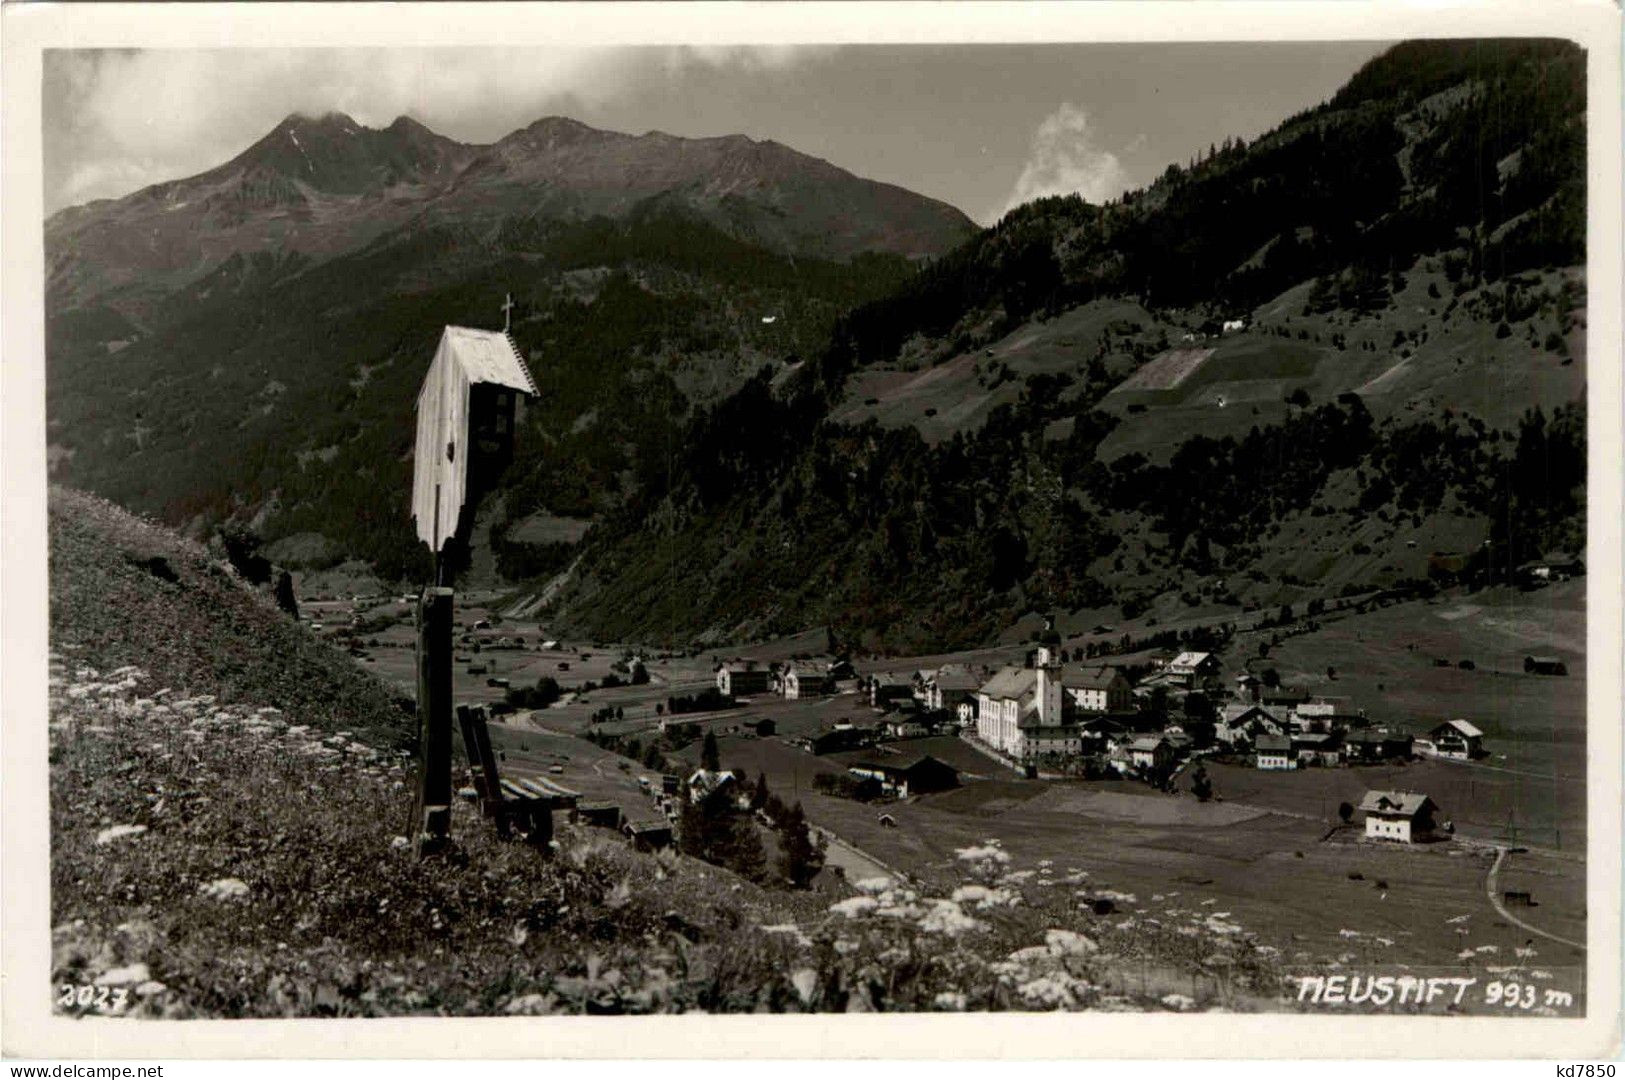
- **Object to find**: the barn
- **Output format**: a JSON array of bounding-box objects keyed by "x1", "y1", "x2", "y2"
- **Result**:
[{"x1": 845, "y1": 755, "x2": 960, "y2": 798}]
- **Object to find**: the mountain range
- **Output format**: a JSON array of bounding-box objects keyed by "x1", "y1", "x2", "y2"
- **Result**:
[
  {"x1": 46, "y1": 40, "x2": 1590, "y2": 653},
  {"x1": 47, "y1": 111, "x2": 975, "y2": 316},
  {"x1": 44, "y1": 112, "x2": 978, "y2": 584}
]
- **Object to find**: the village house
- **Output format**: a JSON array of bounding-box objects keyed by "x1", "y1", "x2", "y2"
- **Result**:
[
  {"x1": 845, "y1": 755, "x2": 960, "y2": 798},
  {"x1": 1217, "y1": 703, "x2": 1290, "y2": 746},
  {"x1": 1234, "y1": 672, "x2": 1262, "y2": 703},
  {"x1": 881, "y1": 714, "x2": 930, "y2": 740},
  {"x1": 1126, "y1": 735, "x2": 1177, "y2": 773},
  {"x1": 1062, "y1": 663, "x2": 1133, "y2": 712},
  {"x1": 869, "y1": 672, "x2": 916, "y2": 709},
  {"x1": 1291, "y1": 697, "x2": 1364, "y2": 733},
  {"x1": 808, "y1": 726, "x2": 873, "y2": 755},
  {"x1": 716, "y1": 663, "x2": 773, "y2": 697},
  {"x1": 1254, "y1": 734, "x2": 1296, "y2": 771},
  {"x1": 1292, "y1": 731, "x2": 1343, "y2": 767},
  {"x1": 1342, "y1": 730, "x2": 1413, "y2": 764},
  {"x1": 923, "y1": 665, "x2": 982, "y2": 722},
  {"x1": 686, "y1": 769, "x2": 738, "y2": 805},
  {"x1": 1517, "y1": 552, "x2": 1585, "y2": 583},
  {"x1": 1524, "y1": 654, "x2": 1570, "y2": 676},
  {"x1": 1165, "y1": 651, "x2": 1222, "y2": 689},
  {"x1": 1428, "y1": 719, "x2": 1484, "y2": 760},
  {"x1": 783, "y1": 664, "x2": 836, "y2": 699},
  {"x1": 1360, "y1": 790, "x2": 1438, "y2": 843}
]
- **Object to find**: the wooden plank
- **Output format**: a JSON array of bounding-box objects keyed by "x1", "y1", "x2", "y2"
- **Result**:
[
  {"x1": 411, "y1": 587, "x2": 455, "y2": 857},
  {"x1": 457, "y1": 705, "x2": 498, "y2": 809},
  {"x1": 465, "y1": 706, "x2": 506, "y2": 816}
]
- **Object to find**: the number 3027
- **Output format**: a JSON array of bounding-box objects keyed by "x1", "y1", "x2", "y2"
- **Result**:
[{"x1": 57, "y1": 984, "x2": 130, "y2": 1013}]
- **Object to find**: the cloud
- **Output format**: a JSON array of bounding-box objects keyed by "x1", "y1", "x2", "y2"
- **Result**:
[{"x1": 999, "y1": 103, "x2": 1132, "y2": 219}]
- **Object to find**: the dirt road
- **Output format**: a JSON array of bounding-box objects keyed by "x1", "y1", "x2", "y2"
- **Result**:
[{"x1": 1484, "y1": 845, "x2": 1586, "y2": 951}]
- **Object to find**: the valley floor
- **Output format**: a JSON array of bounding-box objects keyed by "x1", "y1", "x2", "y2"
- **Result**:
[{"x1": 321, "y1": 576, "x2": 1588, "y2": 1016}]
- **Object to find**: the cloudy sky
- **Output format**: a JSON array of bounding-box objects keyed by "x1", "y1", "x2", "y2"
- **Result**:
[{"x1": 44, "y1": 42, "x2": 1388, "y2": 224}]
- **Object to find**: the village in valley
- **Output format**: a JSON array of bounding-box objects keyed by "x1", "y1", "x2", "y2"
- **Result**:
[
  {"x1": 37, "y1": 36, "x2": 1598, "y2": 1024},
  {"x1": 297, "y1": 527, "x2": 1586, "y2": 992}
]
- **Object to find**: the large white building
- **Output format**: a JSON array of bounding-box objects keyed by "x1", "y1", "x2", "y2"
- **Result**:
[{"x1": 975, "y1": 647, "x2": 1064, "y2": 757}]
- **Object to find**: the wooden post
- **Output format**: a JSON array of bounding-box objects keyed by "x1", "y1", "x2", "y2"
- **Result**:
[{"x1": 412, "y1": 587, "x2": 455, "y2": 857}]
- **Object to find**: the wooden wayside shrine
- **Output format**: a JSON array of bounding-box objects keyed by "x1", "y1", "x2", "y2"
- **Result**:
[{"x1": 406, "y1": 305, "x2": 537, "y2": 857}]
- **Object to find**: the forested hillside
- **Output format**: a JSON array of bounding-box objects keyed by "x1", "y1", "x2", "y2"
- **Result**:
[
  {"x1": 45, "y1": 114, "x2": 976, "y2": 582},
  {"x1": 543, "y1": 39, "x2": 1589, "y2": 651}
]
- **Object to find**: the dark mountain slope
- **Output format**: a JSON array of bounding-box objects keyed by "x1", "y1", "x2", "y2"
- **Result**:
[
  {"x1": 542, "y1": 39, "x2": 1589, "y2": 651},
  {"x1": 46, "y1": 114, "x2": 977, "y2": 578}
]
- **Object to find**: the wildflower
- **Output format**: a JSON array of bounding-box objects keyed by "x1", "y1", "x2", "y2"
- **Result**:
[
  {"x1": 199, "y1": 877, "x2": 250, "y2": 902},
  {"x1": 94, "y1": 824, "x2": 147, "y2": 846},
  {"x1": 1475, "y1": 944, "x2": 1499, "y2": 954},
  {"x1": 932, "y1": 991, "x2": 968, "y2": 1011},
  {"x1": 1160, "y1": 993, "x2": 1197, "y2": 1011},
  {"x1": 954, "y1": 844, "x2": 1012, "y2": 873},
  {"x1": 917, "y1": 900, "x2": 982, "y2": 936},
  {"x1": 1017, "y1": 973, "x2": 1089, "y2": 1009},
  {"x1": 829, "y1": 896, "x2": 879, "y2": 919},
  {"x1": 505, "y1": 993, "x2": 552, "y2": 1014},
  {"x1": 1043, "y1": 929, "x2": 1097, "y2": 956},
  {"x1": 790, "y1": 967, "x2": 818, "y2": 1005},
  {"x1": 1006, "y1": 945, "x2": 1051, "y2": 965},
  {"x1": 94, "y1": 963, "x2": 151, "y2": 988},
  {"x1": 1457, "y1": 949, "x2": 1477, "y2": 960},
  {"x1": 1338, "y1": 928, "x2": 1360, "y2": 939},
  {"x1": 1514, "y1": 947, "x2": 1538, "y2": 959}
]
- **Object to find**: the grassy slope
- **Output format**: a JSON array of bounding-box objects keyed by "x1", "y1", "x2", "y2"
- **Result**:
[{"x1": 49, "y1": 487, "x2": 409, "y2": 748}]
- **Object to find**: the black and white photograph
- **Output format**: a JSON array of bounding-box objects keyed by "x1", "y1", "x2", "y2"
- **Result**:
[{"x1": 2, "y1": 0, "x2": 1620, "y2": 1060}]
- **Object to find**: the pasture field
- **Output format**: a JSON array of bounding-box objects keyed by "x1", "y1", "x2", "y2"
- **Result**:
[
  {"x1": 673, "y1": 729, "x2": 1586, "y2": 978},
  {"x1": 1240, "y1": 580, "x2": 1587, "y2": 846},
  {"x1": 1113, "y1": 347, "x2": 1215, "y2": 392}
]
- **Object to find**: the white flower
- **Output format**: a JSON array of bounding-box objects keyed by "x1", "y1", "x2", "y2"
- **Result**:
[
  {"x1": 1044, "y1": 929, "x2": 1097, "y2": 956},
  {"x1": 95, "y1": 824, "x2": 148, "y2": 846},
  {"x1": 199, "y1": 877, "x2": 250, "y2": 901},
  {"x1": 1338, "y1": 928, "x2": 1361, "y2": 938},
  {"x1": 1475, "y1": 944, "x2": 1499, "y2": 954},
  {"x1": 505, "y1": 993, "x2": 552, "y2": 1014},
  {"x1": 790, "y1": 967, "x2": 817, "y2": 1004},
  {"x1": 829, "y1": 896, "x2": 879, "y2": 919},
  {"x1": 1161, "y1": 993, "x2": 1197, "y2": 1011},
  {"x1": 956, "y1": 845, "x2": 1011, "y2": 866},
  {"x1": 917, "y1": 900, "x2": 982, "y2": 936},
  {"x1": 933, "y1": 991, "x2": 968, "y2": 1011},
  {"x1": 1017, "y1": 973, "x2": 1089, "y2": 1009},
  {"x1": 95, "y1": 963, "x2": 150, "y2": 987}
]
